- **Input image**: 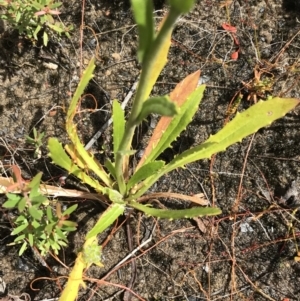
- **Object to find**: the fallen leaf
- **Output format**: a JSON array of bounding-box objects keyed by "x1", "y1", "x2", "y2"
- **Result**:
[
  {"x1": 222, "y1": 23, "x2": 237, "y2": 33},
  {"x1": 231, "y1": 50, "x2": 239, "y2": 60}
]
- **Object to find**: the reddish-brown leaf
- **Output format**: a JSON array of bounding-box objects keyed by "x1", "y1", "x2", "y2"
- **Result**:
[
  {"x1": 221, "y1": 23, "x2": 237, "y2": 33},
  {"x1": 136, "y1": 70, "x2": 201, "y2": 169}
]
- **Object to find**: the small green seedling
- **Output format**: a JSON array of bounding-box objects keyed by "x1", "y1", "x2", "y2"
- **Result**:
[
  {"x1": 0, "y1": 0, "x2": 72, "y2": 45},
  {"x1": 3, "y1": 166, "x2": 77, "y2": 256},
  {"x1": 26, "y1": 127, "x2": 45, "y2": 159}
]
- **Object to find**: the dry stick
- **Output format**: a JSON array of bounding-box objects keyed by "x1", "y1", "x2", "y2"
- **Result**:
[
  {"x1": 113, "y1": 223, "x2": 156, "y2": 271},
  {"x1": 123, "y1": 211, "x2": 137, "y2": 301},
  {"x1": 230, "y1": 134, "x2": 255, "y2": 300},
  {"x1": 236, "y1": 265, "x2": 277, "y2": 301},
  {"x1": 232, "y1": 134, "x2": 255, "y2": 212},
  {"x1": 271, "y1": 28, "x2": 300, "y2": 66},
  {"x1": 84, "y1": 78, "x2": 139, "y2": 151}
]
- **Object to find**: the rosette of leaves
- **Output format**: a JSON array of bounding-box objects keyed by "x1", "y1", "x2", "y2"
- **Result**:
[{"x1": 47, "y1": 1, "x2": 300, "y2": 300}]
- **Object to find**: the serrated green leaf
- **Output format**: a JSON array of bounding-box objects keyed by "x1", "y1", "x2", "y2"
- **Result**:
[
  {"x1": 48, "y1": 138, "x2": 105, "y2": 193},
  {"x1": 142, "y1": 85, "x2": 205, "y2": 166},
  {"x1": 130, "y1": 97, "x2": 300, "y2": 200},
  {"x1": 130, "y1": 201, "x2": 221, "y2": 219},
  {"x1": 67, "y1": 58, "x2": 95, "y2": 122},
  {"x1": 28, "y1": 206, "x2": 43, "y2": 220},
  {"x1": 86, "y1": 203, "x2": 125, "y2": 239},
  {"x1": 166, "y1": 97, "x2": 300, "y2": 170},
  {"x1": 127, "y1": 160, "x2": 165, "y2": 191},
  {"x1": 113, "y1": 99, "x2": 125, "y2": 159},
  {"x1": 130, "y1": 0, "x2": 154, "y2": 63},
  {"x1": 48, "y1": 137, "x2": 83, "y2": 172},
  {"x1": 12, "y1": 223, "x2": 28, "y2": 235},
  {"x1": 137, "y1": 9, "x2": 176, "y2": 101},
  {"x1": 135, "y1": 95, "x2": 178, "y2": 124},
  {"x1": 65, "y1": 58, "x2": 112, "y2": 188}
]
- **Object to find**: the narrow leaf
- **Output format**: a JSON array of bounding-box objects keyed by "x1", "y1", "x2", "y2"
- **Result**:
[
  {"x1": 58, "y1": 252, "x2": 86, "y2": 301},
  {"x1": 3, "y1": 194, "x2": 21, "y2": 208},
  {"x1": 67, "y1": 58, "x2": 95, "y2": 118},
  {"x1": 167, "y1": 97, "x2": 300, "y2": 170},
  {"x1": 62, "y1": 204, "x2": 78, "y2": 216},
  {"x1": 11, "y1": 223, "x2": 28, "y2": 235},
  {"x1": 28, "y1": 233, "x2": 34, "y2": 247},
  {"x1": 66, "y1": 58, "x2": 112, "y2": 187},
  {"x1": 28, "y1": 172, "x2": 42, "y2": 189},
  {"x1": 104, "y1": 159, "x2": 117, "y2": 180},
  {"x1": 141, "y1": 15, "x2": 173, "y2": 99},
  {"x1": 17, "y1": 197, "x2": 26, "y2": 212},
  {"x1": 113, "y1": 100, "x2": 125, "y2": 158},
  {"x1": 86, "y1": 204, "x2": 125, "y2": 239},
  {"x1": 135, "y1": 95, "x2": 178, "y2": 124},
  {"x1": 48, "y1": 138, "x2": 105, "y2": 193},
  {"x1": 127, "y1": 161, "x2": 165, "y2": 191},
  {"x1": 19, "y1": 242, "x2": 28, "y2": 256},
  {"x1": 43, "y1": 31, "x2": 49, "y2": 46},
  {"x1": 130, "y1": 201, "x2": 221, "y2": 219},
  {"x1": 28, "y1": 206, "x2": 43, "y2": 220},
  {"x1": 130, "y1": 0, "x2": 154, "y2": 62},
  {"x1": 61, "y1": 220, "x2": 77, "y2": 228}
]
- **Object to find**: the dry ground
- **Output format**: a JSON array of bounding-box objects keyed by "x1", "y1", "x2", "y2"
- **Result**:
[{"x1": 1, "y1": 0, "x2": 300, "y2": 300}]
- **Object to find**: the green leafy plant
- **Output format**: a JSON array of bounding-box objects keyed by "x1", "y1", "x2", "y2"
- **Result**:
[
  {"x1": 26, "y1": 127, "x2": 45, "y2": 159},
  {"x1": 3, "y1": 166, "x2": 77, "y2": 256},
  {"x1": 43, "y1": 0, "x2": 300, "y2": 299},
  {"x1": 0, "y1": 0, "x2": 72, "y2": 45}
]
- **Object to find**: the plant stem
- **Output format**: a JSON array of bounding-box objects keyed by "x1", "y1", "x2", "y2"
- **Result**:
[{"x1": 115, "y1": 8, "x2": 181, "y2": 195}]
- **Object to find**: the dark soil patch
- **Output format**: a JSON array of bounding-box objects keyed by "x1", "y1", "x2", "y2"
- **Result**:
[{"x1": 1, "y1": 0, "x2": 300, "y2": 300}]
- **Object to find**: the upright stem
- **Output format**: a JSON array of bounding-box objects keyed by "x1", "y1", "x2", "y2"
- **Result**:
[{"x1": 114, "y1": 8, "x2": 181, "y2": 195}]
